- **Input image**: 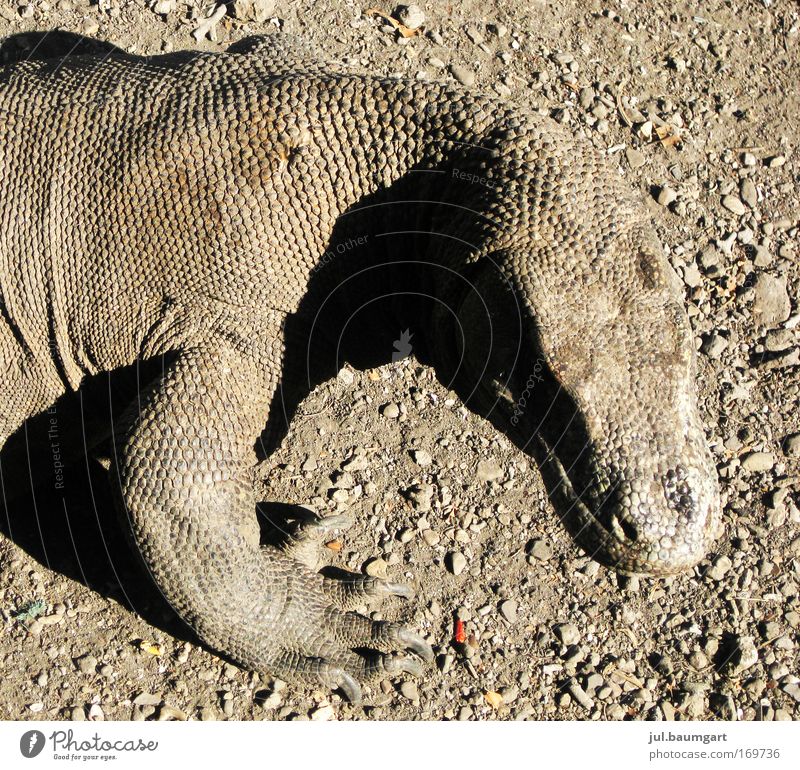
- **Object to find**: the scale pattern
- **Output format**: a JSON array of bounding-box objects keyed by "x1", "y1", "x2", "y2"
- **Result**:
[{"x1": 0, "y1": 36, "x2": 720, "y2": 699}]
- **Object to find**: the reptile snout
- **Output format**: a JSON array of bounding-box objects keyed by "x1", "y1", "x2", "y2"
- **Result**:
[{"x1": 587, "y1": 461, "x2": 719, "y2": 576}]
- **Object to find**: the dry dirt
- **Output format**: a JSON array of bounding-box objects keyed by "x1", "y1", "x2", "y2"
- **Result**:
[{"x1": 0, "y1": 0, "x2": 799, "y2": 722}]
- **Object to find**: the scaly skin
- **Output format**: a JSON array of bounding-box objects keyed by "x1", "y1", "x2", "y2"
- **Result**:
[{"x1": 0, "y1": 35, "x2": 720, "y2": 700}]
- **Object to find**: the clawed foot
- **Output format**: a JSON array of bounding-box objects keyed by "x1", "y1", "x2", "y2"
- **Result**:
[{"x1": 265, "y1": 511, "x2": 433, "y2": 703}]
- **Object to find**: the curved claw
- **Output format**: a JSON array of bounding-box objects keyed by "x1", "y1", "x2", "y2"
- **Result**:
[
  {"x1": 379, "y1": 580, "x2": 414, "y2": 600},
  {"x1": 309, "y1": 513, "x2": 354, "y2": 533},
  {"x1": 329, "y1": 667, "x2": 362, "y2": 704},
  {"x1": 382, "y1": 653, "x2": 425, "y2": 678},
  {"x1": 395, "y1": 627, "x2": 434, "y2": 663}
]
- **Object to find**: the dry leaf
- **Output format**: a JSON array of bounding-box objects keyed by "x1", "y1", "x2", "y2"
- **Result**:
[
  {"x1": 364, "y1": 8, "x2": 421, "y2": 38},
  {"x1": 139, "y1": 641, "x2": 164, "y2": 656},
  {"x1": 484, "y1": 690, "x2": 504, "y2": 709},
  {"x1": 655, "y1": 123, "x2": 681, "y2": 147}
]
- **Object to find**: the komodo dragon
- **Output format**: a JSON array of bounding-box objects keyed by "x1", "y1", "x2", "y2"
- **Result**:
[{"x1": 0, "y1": 34, "x2": 720, "y2": 702}]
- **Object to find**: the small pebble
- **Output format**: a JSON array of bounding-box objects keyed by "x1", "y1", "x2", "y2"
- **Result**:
[
  {"x1": 449, "y1": 64, "x2": 475, "y2": 87},
  {"x1": 782, "y1": 433, "x2": 800, "y2": 457},
  {"x1": 527, "y1": 539, "x2": 553, "y2": 561},
  {"x1": 740, "y1": 451, "x2": 775, "y2": 473},
  {"x1": 752, "y1": 274, "x2": 791, "y2": 326},
  {"x1": 476, "y1": 458, "x2": 503, "y2": 482},
  {"x1": 74, "y1": 654, "x2": 97, "y2": 674},
  {"x1": 701, "y1": 333, "x2": 728, "y2": 359},
  {"x1": 721, "y1": 194, "x2": 746, "y2": 216},
  {"x1": 395, "y1": 4, "x2": 425, "y2": 30},
  {"x1": 499, "y1": 599, "x2": 518, "y2": 623},
  {"x1": 400, "y1": 680, "x2": 419, "y2": 702},
  {"x1": 656, "y1": 186, "x2": 677, "y2": 207},
  {"x1": 740, "y1": 178, "x2": 758, "y2": 208},
  {"x1": 412, "y1": 449, "x2": 432, "y2": 466},
  {"x1": 729, "y1": 635, "x2": 759, "y2": 676},
  {"x1": 567, "y1": 679, "x2": 594, "y2": 710},
  {"x1": 553, "y1": 623, "x2": 580, "y2": 646},
  {"x1": 365, "y1": 557, "x2": 389, "y2": 578},
  {"x1": 310, "y1": 704, "x2": 335, "y2": 721},
  {"x1": 707, "y1": 554, "x2": 732, "y2": 581},
  {"x1": 446, "y1": 551, "x2": 467, "y2": 575},
  {"x1": 132, "y1": 692, "x2": 161, "y2": 707},
  {"x1": 625, "y1": 148, "x2": 646, "y2": 169}
]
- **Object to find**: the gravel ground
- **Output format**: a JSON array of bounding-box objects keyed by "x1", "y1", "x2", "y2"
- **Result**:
[{"x1": 0, "y1": 0, "x2": 799, "y2": 722}]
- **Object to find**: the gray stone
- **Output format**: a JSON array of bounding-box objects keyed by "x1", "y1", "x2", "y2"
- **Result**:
[
  {"x1": 229, "y1": 0, "x2": 276, "y2": 23},
  {"x1": 752, "y1": 273, "x2": 791, "y2": 326},
  {"x1": 683, "y1": 263, "x2": 702, "y2": 287},
  {"x1": 464, "y1": 26, "x2": 484, "y2": 45},
  {"x1": 721, "y1": 194, "x2": 746, "y2": 216},
  {"x1": 729, "y1": 635, "x2": 759, "y2": 676},
  {"x1": 753, "y1": 245, "x2": 772, "y2": 267},
  {"x1": 764, "y1": 329, "x2": 794, "y2": 351},
  {"x1": 701, "y1": 332, "x2": 728, "y2": 358},
  {"x1": 741, "y1": 451, "x2": 775, "y2": 473},
  {"x1": 449, "y1": 64, "x2": 476, "y2": 87},
  {"x1": 783, "y1": 433, "x2": 800, "y2": 457},
  {"x1": 310, "y1": 704, "x2": 335, "y2": 721},
  {"x1": 446, "y1": 551, "x2": 467, "y2": 575},
  {"x1": 400, "y1": 680, "x2": 420, "y2": 701},
  {"x1": 566, "y1": 678, "x2": 594, "y2": 710},
  {"x1": 412, "y1": 449, "x2": 432, "y2": 466},
  {"x1": 553, "y1": 622, "x2": 580, "y2": 646},
  {"x1": 781, "y1": 683, "x2": 800, "y2": 704},
  {"x1": 655, "y1": 186, "x2": 677, "y2": 207},
  {"x1": 396, "y1": 4, "x2": 425, "y2": 30},
  {"x1": 132, "y1": 692, "x2": 162, "y2": 706},
  {"x1": 527, "y1": 538, "x2": 553, "y2": 561},
  {"x1": 740, "y1": 178, "x2": 758, "y2": 208},
  {"x1": 706, "y1": 554, "x2": 732, "y2": 581},
  {"x1": 364, "y1": 557, "x2": 388, "y2": 578},
  {"x1": 625, "y1": 147, "x2": 646, "y2": 169},
  {"x1": 74, "y1": 654, "x2": 97, "y2": 674},
  {"x1": 499, "y1": 599, "x2": 518, "y2": 623},
  {"x1": 476, "y1": 458, "x2": 503, "y2": 482}
]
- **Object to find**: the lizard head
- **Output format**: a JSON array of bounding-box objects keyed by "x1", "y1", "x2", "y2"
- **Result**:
[{"x1": 448, "y1": 232, "x2": 721, "y2": 577}]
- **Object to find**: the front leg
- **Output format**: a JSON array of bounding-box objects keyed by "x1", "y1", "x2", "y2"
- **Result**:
[{"x1": 113, "y1": 342, "x2": 431, "y2": 702}]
